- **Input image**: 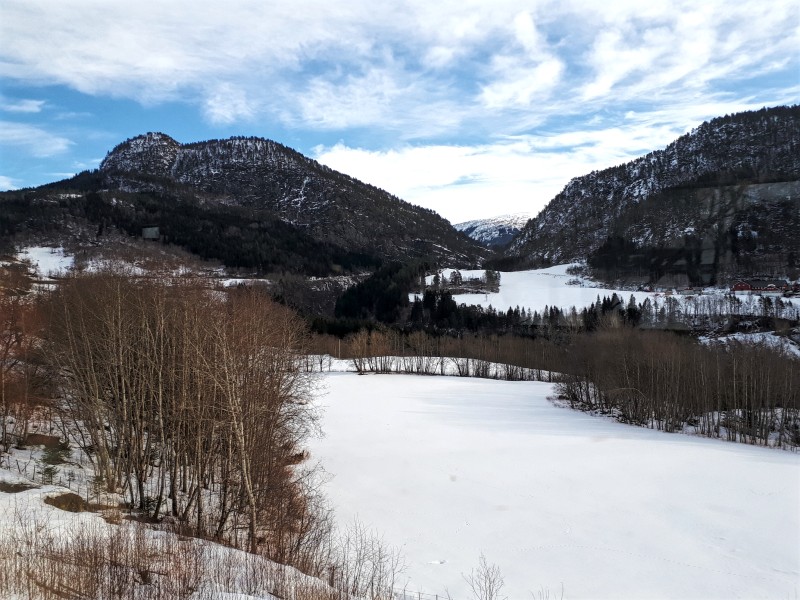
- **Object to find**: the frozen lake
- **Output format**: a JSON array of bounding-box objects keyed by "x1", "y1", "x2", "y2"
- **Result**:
[{"x1": 310, "y1": 372, "x2": 800, "y2": 599}]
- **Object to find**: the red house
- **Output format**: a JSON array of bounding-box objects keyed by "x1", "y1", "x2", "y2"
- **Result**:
[{"x1": 731, "y1": 279, "x2": 788, "y2": 296}]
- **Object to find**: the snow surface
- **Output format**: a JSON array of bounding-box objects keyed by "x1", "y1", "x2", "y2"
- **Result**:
[
  {"x1": 415, "y1": 263, "x2": 800, "y2": 317},
  {"x1": 699, "y1": 332, "x2": 800, "y2": 358},
  {"x1": 453, "y1": 214, "x2": 531, "y2": 246},
  {"x1": 415, "y1": 264, "x2": 653, "y2": 313},
  {"x1": 17, "y1": 246, "x2": 74, "y2": 278},
  {"x1": 310, "y1": 372, "x2": 800, "y2": 600}
]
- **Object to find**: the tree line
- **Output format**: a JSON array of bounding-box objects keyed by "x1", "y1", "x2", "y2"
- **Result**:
[
  {"x1": 311, "y1": 324, "x2": 799, "y2": 448},
  {"x1": 321, "y1": 263, "x2": 800, "y2": 337}
]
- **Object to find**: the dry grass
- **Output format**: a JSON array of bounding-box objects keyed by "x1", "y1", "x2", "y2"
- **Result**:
[
  {"x1": 0, "y1": 481, "x2": 38, "y2": 493},
  {"x1": 43, "y1": 492, "x2": 88, "y2": 513},
  {"x1": 0, "y1": 501, "x2": 348, "y2": 600}
]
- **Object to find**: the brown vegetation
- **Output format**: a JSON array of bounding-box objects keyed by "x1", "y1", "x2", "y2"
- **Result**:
[
  {"x1": 43, "y1": 492, "x2": 88, "y2": 513},
  {"x1": 43, "y1": 273, "x2": 326, "y2": 565},
  {"x1": 556, "y1": 329, "x2": 799, "y2": 446},
  {"x1": 313, "y1": 326, "x2": 799, "y2": 448},
  {"x1": 1, "y1": 269, "x2": 50, "y2": 452},
  {"x1": 0, "y1": 502, "x2": 340, "y2": 600}
]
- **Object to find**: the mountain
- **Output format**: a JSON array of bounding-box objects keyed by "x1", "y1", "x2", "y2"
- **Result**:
[
  {"x1": 507, "y1": 106, "x2": 800, "y2": 284},
  {"x1": 454, "y1": 213, "x2": 530, "y2": 249},
  {"x1": 98, "y1": 133, "x2": 484, "y2": 266}
]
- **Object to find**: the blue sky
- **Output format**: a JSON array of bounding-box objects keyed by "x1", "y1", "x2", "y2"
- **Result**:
[{"x1": 1, "y1": 0, "x2": 798, "y2": 223}]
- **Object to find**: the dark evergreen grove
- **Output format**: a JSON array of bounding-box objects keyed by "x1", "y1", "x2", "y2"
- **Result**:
[{"x1": 0, "y1": 186, "x2": 381, "y2": 276}]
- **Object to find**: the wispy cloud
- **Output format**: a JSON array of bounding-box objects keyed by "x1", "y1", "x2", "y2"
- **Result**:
[
  {"x1": 71, "y1": 158, "x2": 103, "y2": 170},
  {"x1": 479, "y1": 11, "x2": 564, "y2": 109},
  {"x1": 0, "y1": 121, "x2": 72, "y2": 156},
  {"x1": 0, "y1": 0, "x2": 796, "y2": 218},
  {"x1": 0, "y1": 97, "x2": 45, "y2": 113},
  {"x1": 0, "y1": 174, "x2": 18, "y2": 190},
  {"x1": 2, "y1": 0, "x2": 795, "y2": 134},
  {"x1": 202, "y1": 83, "x2": 257, "y2": 125},
  {"x1": 295, "y1": 65, "x2": 414, "y2": 130}
]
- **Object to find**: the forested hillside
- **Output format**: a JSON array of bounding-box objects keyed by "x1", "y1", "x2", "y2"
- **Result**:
[
  {"x1": 100, "y1": 133, "x2": 484, "y2": 265},
  {"x1": 507, "y1": 106, "x2": 800, "y2": 284},
  {"x1": 0, "y1": 133, "x2": 485, "y2": 275}
]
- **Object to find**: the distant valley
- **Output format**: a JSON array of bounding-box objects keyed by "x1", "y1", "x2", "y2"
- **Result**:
[{"x1": 1, "y1": 105, "x2": 798, "y2": 290}]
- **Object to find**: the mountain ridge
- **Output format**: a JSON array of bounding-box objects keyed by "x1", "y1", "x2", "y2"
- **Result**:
[
  {"x1": 506, "y1": 105, "x2": 800, "y2": 283},
  {"x1": 454, "y1": 213, "x2": 531, "y2": 249},
  {"x1": 99, "y1": 133, "x2": 485, "y2": 266}
]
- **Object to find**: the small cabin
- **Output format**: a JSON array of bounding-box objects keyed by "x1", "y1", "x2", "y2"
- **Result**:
[{"x1": 142, "y1": 226, "x2": 160, "y2": 241}]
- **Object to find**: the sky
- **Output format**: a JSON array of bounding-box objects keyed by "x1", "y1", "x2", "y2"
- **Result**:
[{"x1": 0, "y1": 1, "x2": 798, "y2": 224}]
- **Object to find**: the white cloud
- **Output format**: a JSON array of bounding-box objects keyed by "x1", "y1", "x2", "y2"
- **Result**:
[
  {"x1": 1, "y1": 0, "x2": 796, "y2": 133},
  {"x1": 480, "y1": 57, "x2": 563, "y2": 109},
  {"x1": 0, "y1": 175, "x2": 18, "y2": 190},
  {"x1": 0, "y1": 98, "x2": 45, "y2": 113},
  {"x1": 203, "y1": 83, "x2": 256, "y2": 124},
  {"x1": 0, "y1": 0, "x2": 797, "y2": 212},
  {"x1": 313, "y1": 129, "x2": 663, "y2": 223},
  {"x1": 0, "y1": 121, "x2": 72, "y2": 156}
]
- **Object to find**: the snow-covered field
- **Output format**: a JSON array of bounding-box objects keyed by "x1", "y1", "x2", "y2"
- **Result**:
[
  {"x1": 700, "y1": 331, "x2": 800, "y2": 358},
  {"x1": 415, "y1": 265, "x2": 661, "y2": 312},
  {"x1": 413, "y1": 264, "x2": 800, "y2": 315},
  {"x1": 310, "y1": 372, "x2": 800, "y2": 600},
  {"x1": 16, "y1": 246, "x2": 74, "y2": 278}
]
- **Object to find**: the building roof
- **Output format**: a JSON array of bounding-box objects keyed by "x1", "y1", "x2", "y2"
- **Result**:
[{"x1": 733, "y1": 278, "x2": 788, "y2": 289}]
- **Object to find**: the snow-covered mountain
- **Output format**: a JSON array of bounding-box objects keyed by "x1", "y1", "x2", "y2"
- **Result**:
[
  {"x1": 99, "y1": 133, "x2": 485, "y2": 265},
  {"x1": 454, "y1": 213, "x2": 530, "y2": 248},
  {"x1": 507, "y1": 105, "x2": 800, "y2": 282}
]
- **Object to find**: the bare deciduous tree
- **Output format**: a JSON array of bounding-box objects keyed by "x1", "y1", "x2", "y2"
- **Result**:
[
  {"x1": 463, "y1": 553, "x2": 507, "y2": 600},
  {"x1": 45, "y1": 273, "x2": 324, "y2": 564}
]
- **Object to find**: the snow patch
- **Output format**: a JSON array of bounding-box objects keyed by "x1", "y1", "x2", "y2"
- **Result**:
[{"x1": 16, "y1": 246, "x2": 74, "y2": 278}]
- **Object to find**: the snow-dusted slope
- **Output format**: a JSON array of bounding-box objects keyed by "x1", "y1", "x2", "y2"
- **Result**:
[
  {"x1": 453, "y1": 213, "x2": 530, "y2": 248},
  {"x1": 16, "y1": 246, "x2": 73, "y2": 278},
  {"x1": 100, "y1": 133, "x2": 485, "y2": 265},
  {"x1": 310, "y1": 372, "x2": 800, "y2": 600},
  {"x1": 508, "y1": 106, "x2": 800, "y2": 269},
  {"x1": 0, "y1": 467, "x2": 318, "y2": 599}
]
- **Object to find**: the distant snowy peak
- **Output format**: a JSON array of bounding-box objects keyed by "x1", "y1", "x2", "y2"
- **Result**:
[
  {"x1": 454, "y1": 213, "x2": 531, "y2": 248},
  {"x1": 100, "y1": 132, "x2": 180, "y2": 178}
]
